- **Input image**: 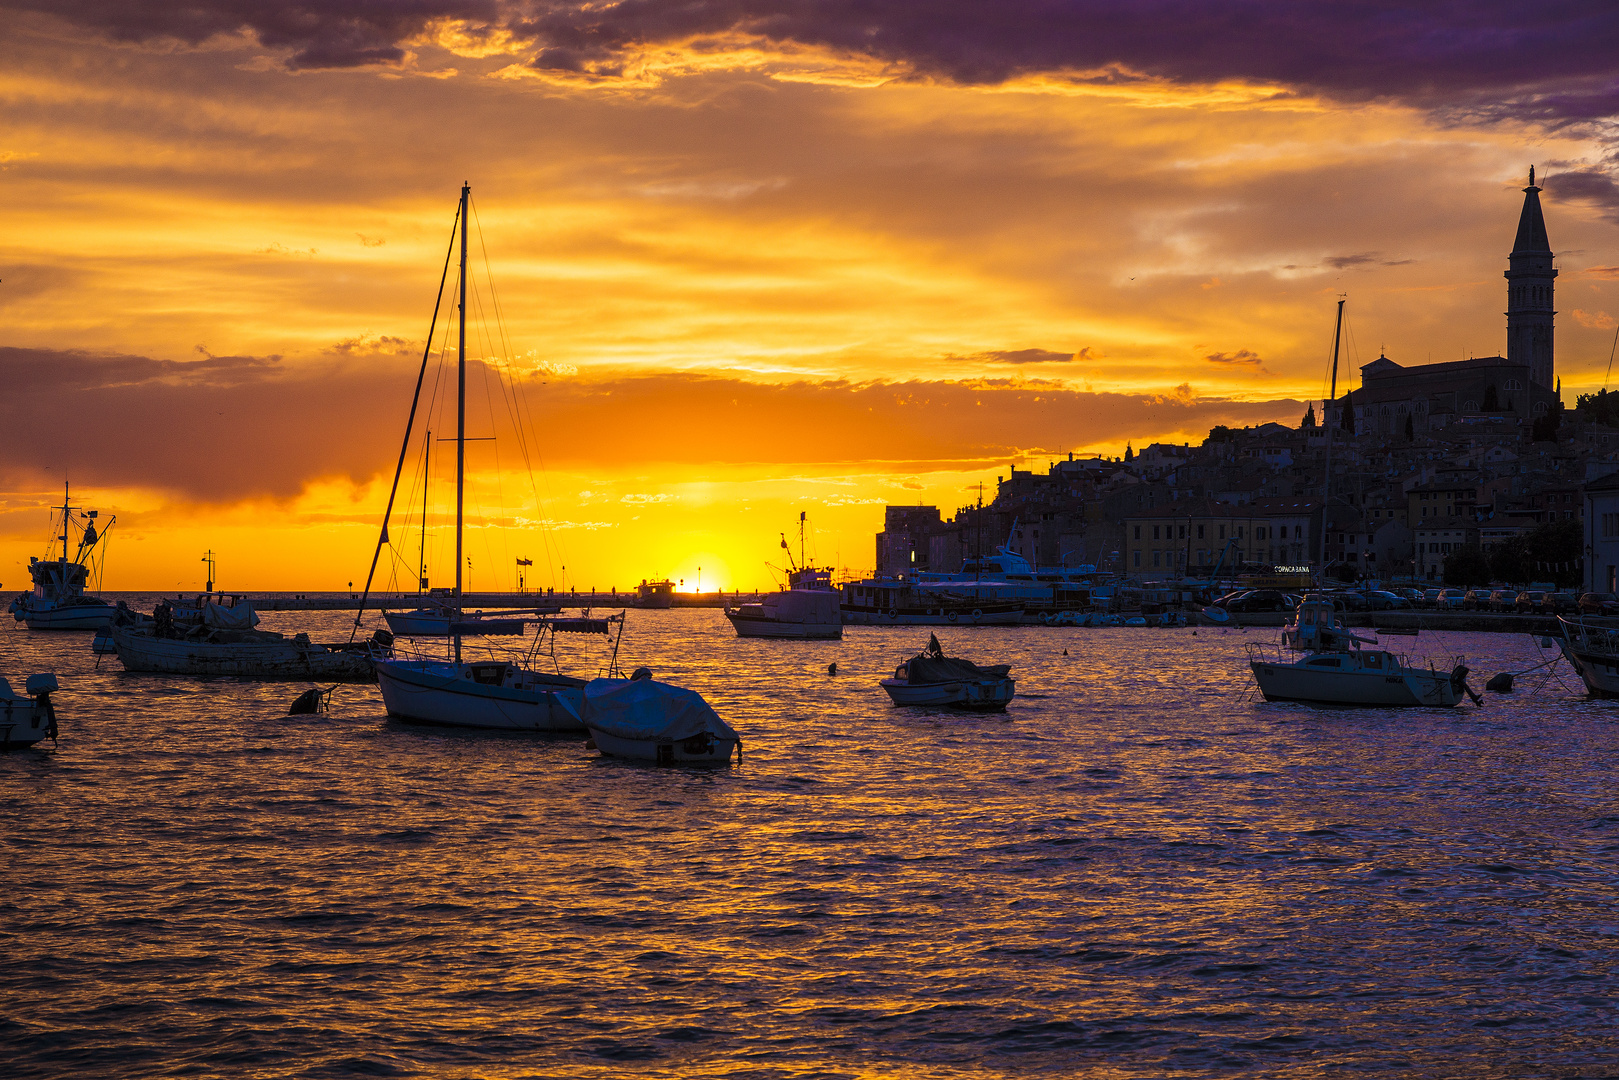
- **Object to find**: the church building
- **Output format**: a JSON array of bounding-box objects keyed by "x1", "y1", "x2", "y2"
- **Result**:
[{"x1": 1329, "y1": 169, "x2": 1560, "y2": 437}]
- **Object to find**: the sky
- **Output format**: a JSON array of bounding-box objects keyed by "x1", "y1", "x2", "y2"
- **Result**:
[{"x1": 3, "y1": 2, "x2": 1619, "y2": 592}]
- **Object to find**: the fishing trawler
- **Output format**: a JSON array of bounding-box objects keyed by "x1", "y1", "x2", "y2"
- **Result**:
[
  {"x1": 726, "y1": 513, "x2": 842, "y2": 639},
  {"x1": 363, "y1": 184, "x2": 727, "y2": 737},
  {"x1": 9, "y1": 483, "x2": 116, "y2": 630}
]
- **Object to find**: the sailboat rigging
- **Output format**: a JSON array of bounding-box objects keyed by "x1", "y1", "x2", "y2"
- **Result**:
[
  {"x1": 9, "y1": 482, "x2": 118, "y2": 630},
  {"x1": 366, "y1": 184, "x2": 733, "y2": 754}
]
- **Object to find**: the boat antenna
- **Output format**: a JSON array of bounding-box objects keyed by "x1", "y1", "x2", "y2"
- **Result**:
[
  {"x1": 454, "y1": 181, "x2": 469, "y2": 665},
  {"x1": 800, "y1": 510, "x2": 807, "y2": 570},
  {"x1": 350, "y1": 194, "x2": 462, "y2": 642},
  {"x1": 1318, "y1": 296, "x2": 1344, "y2": 571}
]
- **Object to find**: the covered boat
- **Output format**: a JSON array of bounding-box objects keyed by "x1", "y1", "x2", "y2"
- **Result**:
[
  {"x1": 880, "y1": 634, "x2": 1015, "y2": 711},
  {"x1": 583, "y1": 673, "x2": 739, "y2": 764},
  {"x1": 0, "y1": 673, "x2": 59, "y2": 750}
]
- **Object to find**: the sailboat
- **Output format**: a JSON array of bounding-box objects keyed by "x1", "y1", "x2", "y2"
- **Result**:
[
  {"x1": 9, "y1": 483, "x2": 117, "y2": 630},
  {"x1": 363, "y1": 184, "x2": 728, "y2": 741},
  {"x1": 382, "y1": 431, "x2": 560, "y2": 637}
]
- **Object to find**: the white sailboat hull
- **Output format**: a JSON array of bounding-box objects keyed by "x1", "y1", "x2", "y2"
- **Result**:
[
  {"x1": 375, "y1": 659, "x2": 586, "y2": 732},
  {"x1": 384, "y1": 609, "x2": 451, "y2": 635}
]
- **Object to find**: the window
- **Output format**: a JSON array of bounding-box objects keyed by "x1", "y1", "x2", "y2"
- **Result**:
[
  {"x1": 1442, "y1": 543, "x2": 1451, "y2": 553},
  {"x1": 1133, "y1": 525, "x2": 1141, "y2": 540},
  {"x1": 1152, "y1": 525, "x2": 1160, "y2": 540},
  {"x1": 1463, "y1": 400, "x2": 1478, "y2": 412},
  {"x1": 1430, "y1": 543, "x2": 1439, "y2": 553},
  {"x1": 1133, "y1": 551, "x2": 1141, "y2": 567},
  {"x1": 1197, "y1": 524, "x2": 1205, "y2": 540},
  {"x1": 1505, "y1": 379, "x2": 1524, "y2": 391},
  {"x1": 1219, "y1": 525, "x2": 1226, "y2": 540},
  {"x1": 1179, "y1": 525, "x2": 1187, "y2": 540},
  {"x1": 1236, "y1": 527, "x2": 1244, "y2": 539},
  {"x1": 1152, "y1": 550, "x2": 1161, "y2": 568}
]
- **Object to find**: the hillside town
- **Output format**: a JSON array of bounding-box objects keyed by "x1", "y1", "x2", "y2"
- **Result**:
[{"x1": 876, "y1": 169, "x2": 1619, "y2": 596}]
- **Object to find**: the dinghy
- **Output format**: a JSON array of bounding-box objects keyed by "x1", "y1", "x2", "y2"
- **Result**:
[
  {"x1": 880, "y1": 634, "x2": 1015, "y2": 711},
  {"x1": 583, "y1": 672, "x2": 739, "y2": 764}
]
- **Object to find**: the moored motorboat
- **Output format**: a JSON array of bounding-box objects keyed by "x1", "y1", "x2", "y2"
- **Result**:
[
  {"x1": 0, "y1": 673, "x2": 59, "y2": 750},
  {"x1": 726, "y1": 515, "x2": 843, "y2": 639},
  {"x1": 111, "y1": 622, "x2": 384, "y2": 681},
  {"x1": 1555, "y1": 615, "x2": 1619, "y2": 697},
  {"x1": 583, "y1": 672, "x2": 739, "y2": 763},
  {"x1": 880, "y1": 634, "x2": 1015, "y2": 711},
  {"x1": 1248, "y1": 642, "x2": 1474, "y2": 707}
]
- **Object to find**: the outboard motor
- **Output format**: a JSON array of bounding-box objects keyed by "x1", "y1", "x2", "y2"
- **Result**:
[{"x1": 1451, "y1": 664, "x2": 1484, "y2": 705}]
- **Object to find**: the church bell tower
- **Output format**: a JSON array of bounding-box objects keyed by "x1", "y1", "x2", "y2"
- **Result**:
[{"x1": 1505, "y1": 166, "x2": 1556, "y2": 388}]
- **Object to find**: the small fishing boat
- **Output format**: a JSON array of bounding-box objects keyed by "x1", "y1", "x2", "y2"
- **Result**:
[
  {"x1": 0, "y1": 673, "x2": 59, "y2": 750},
  {"x1": 636, "y1": 579, "x2": 675, "y2": 608},
  {"x1": 726, "y1": 514, "x2": 843, "y2": 639},
  {"x1": 1555, "y1": 615, "x2": 1619, "y2": 697},
  {"x1": 583, "y1": 672, "x2": 740, "y2": 763},
  {"x1": 9, "y1": 483, "x2": 116, "y2": 630},
  {"x1": 110, "y1": 598, "x2": 383, "y2": 680},
  {"x1": 880, "y1": 634, "x2": 1015, "y2": 711}
]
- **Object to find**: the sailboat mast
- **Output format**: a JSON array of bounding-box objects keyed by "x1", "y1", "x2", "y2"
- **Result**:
[
  {"x1": 421, "y1": 431, "x2": 430, "y2": 594},
  {"x1": 799, "y1": 511, "x2": 806, "y2": 569},
  {"x1": 1319, "y1": 298, "x2": 1344, "y2": 569},
  {"x1": 454, "y1": 182, "x2": 469, "y2": 663}
]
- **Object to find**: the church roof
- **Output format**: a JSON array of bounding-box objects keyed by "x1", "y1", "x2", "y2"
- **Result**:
[{"x1": 1512, "y1": 169, "x2": 1551, "y2": 253}]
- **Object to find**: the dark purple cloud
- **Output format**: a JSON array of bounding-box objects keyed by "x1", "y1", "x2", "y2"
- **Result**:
[{"x1": 13, "y1": 1, "x2": 1619, "y2": 126}]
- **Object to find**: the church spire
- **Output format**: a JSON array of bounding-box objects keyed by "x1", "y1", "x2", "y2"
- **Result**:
[
  {"x1": 1512, "y1": 166, "x2": 1551, "y2": 253},
  {"x1": 1506, "y1": 165, "x2": 1556, "y2": 388}
]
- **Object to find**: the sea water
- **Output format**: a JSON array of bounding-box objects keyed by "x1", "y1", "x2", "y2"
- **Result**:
[{"x1": 4, "y1": 608, "x2": 1618, "y2": 1077}]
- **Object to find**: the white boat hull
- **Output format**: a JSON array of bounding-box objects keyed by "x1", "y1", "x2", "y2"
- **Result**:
[
  {"x1": 1250, "y1": 660, "x2": 1459, "y2": 707},
  {"x1": 112, "y1": 628, "x2": 376, "y2": 680},
  {"x1": 0, "y1": 695, "x2": 54, "y2": 749},
  {"x1": 587, "y1": 725, "x2": 737, "y2": 764},
  {"x1": 725, "y1": 613, "x2": 842, "y2": 639},
  {"x1": 880, "y1": 676, "x2": 1016, "y2": 710},
  {"x1": 1556, "y1": 636, "x2": 1619, "y2": 698},
  {"x1": 11, "y1": 597, "x2": 114, "y2": 630},
  {"x1": 375, "y1": 660, "x2": 586, "y2": 732}
]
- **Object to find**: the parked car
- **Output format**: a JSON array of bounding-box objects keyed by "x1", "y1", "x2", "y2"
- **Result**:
[
  {"x1": 1578, "y1": 592, "x2": 1619, "y2": 617},
  {"x1": 1364, "y1": 590, "x2": 1413, "y2": 610},
  {"x1": 1224, "y1": 590, "x2": 1297, "y2": 613},
  {"x1": 1394, "y1": 588, "x2": 1427, "y2": 606},
  {"x1": 1489, "y1": 589, "x2": 1519, "y2": 613},
  {"x1": 1436, "y1": 588, "x2": 1467, "y2": 609},
  {"x1": 1325, "y1": 591, "x2": 1370, "y2": 612},
  {"x1": 1463, "y1": 587, "x2": 1492, "y2": 611},
  {"x1": 1540, "y1": 591, "x2": 1578, "y2": 614},
  {"x1": 1212, "y1": 590, "x2": 1252, "y2": 608},
  {"x1": 1516, "y1": 590, "x2": 1547, "y2": 613}
]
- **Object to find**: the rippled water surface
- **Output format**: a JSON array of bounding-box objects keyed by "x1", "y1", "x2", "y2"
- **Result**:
[{"x1": 5, "y1": 606, "x2": 1619, "y2": 1078}]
